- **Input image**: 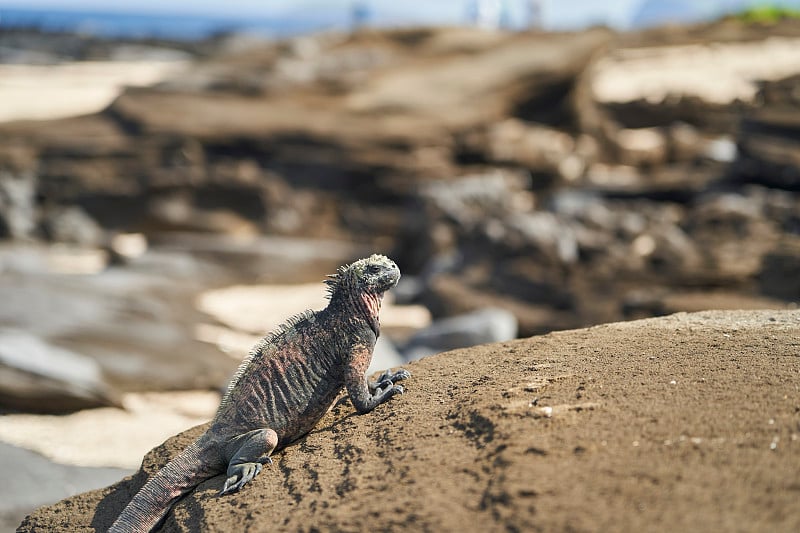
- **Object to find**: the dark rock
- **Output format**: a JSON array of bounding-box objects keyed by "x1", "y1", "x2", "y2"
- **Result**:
[
  {"x1": 41, "y1": 206, "x2": 105, "y2": 246},
  {"x1": 500, "y1": 212, "x2": 579, "y2": 265},
  {"x1": 636, "y1": 223, "x2": 704, "y2": 281},
  {"x1": 408, "y1": 171, "x2": 534, "y2": 273},
  {"x1": 759, "y1": 237, "x2": 800, "y2": 301},
  {"x1": 401, "y1": 307, "x2": 518, "y2": 360},
  {"x1": 583, "y1": 163, "x2": 722, "y2": 202},
  {"x1": 736, "y1": 109, "x2": 800, "y2": 191},
  {"x1": 621, "y1": 289, "x2": 791, "y2": 320},
  {"x1": 685, "y1": 191, "x2": 779, "y2": 283},
  {"x1": 464, "y1": 119, "x2": 584, "y2": 181},
  {"x1": 621, "y1": 289, "x2": 669, "y2": 320},
  {"x1": 548, "y1": 190, "x2": 616, "y2": 230},
  {"x1": 0, "y1": 244, "x2": 235, "y2": 403},
  {"x1": 0, "y1": 329, "x2": 119, "y2": 412},
  {"x1": 483, "y1": 257, "x2": 575, "y2": 310},
  {"x1": 0, "y1": 170, "x2": 37, "y2": 239},
  {"x1": 734, "y1": 75, "x2": 800, "y2": 191},
  {"x1": 421, "y1": 275, "x2": 578, "y2": 337},
  {"x1": 420, "y1": 170, "x2": 532, "y2": 231},
  {"x1": 600, "y1": 95, "x2": 740, "y2": 136},
  {"x1": 757, "y1": 73, "x2": 800, "y2": 107}
]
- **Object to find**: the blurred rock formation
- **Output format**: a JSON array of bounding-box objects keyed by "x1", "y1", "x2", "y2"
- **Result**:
[{"x1": 1, "y1": 21, "x2": 799, "y2": 411}]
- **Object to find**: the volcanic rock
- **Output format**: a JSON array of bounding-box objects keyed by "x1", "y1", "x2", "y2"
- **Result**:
[{"x1": 18, "y1": 310, "x2": 800, "y2": 532}]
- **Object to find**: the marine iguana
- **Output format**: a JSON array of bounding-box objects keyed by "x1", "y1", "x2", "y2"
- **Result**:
[{"x1": 109, "y1": 254, "x2": 409, "y2": 532}]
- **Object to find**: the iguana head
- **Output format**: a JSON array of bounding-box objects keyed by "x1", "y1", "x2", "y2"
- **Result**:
[{"x1": 325, "y1": 254, "x2": 400, "y2": 299}]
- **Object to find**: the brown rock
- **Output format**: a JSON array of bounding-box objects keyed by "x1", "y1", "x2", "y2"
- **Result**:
[
  {"x1": 0, "y1": 330, "x2": 121, "y2": 413},
  {"x1": 686, "y1": 191, "x2": 782, "y2": 283},
  {"x1": 18, "y1": 310, "x2": 800, "y2": 532},
  {"x1": 479, "y1": 119, "x2": 580, "y2": 179},
  {"x1": 738, "y1": 107, "x2": 800, "y2": 190},
  {"x1": 615, "y1": 127, "x2": 668, "y2": 167},
  {"x1": 759, "y1": 237, "x2": 800, "y2": 301},
  {"x1": 583, "y1": 162, "x2": 720, "y2": 201},
  {"x1": 421, "y1": 274, "x2": 579, "y2": 337},
  {"x1": 622, "y1": 289, "x2": 792, "y2": 319}
]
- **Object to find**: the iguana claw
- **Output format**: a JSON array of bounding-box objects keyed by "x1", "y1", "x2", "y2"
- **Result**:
[{"x1": 220, "y1": 462, "x2": 263, "y2": 495}]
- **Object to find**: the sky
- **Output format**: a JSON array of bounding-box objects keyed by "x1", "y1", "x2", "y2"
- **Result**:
[
  {"x1": 0, "y1": 0, "x2": 642, "y2": 30},
  {"x1": 4, "y1": 0, "x2": 799, "y2": 31}
]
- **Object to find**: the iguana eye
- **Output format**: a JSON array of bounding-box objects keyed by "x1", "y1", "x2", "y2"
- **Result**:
[{"x1": 367, "y1": 264, "x2": 380, "y2": 274}]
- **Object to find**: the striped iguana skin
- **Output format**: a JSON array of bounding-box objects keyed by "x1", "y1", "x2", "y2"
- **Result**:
[{"x1": 109, "y1": 254, "x2": 409, "y2": 532}]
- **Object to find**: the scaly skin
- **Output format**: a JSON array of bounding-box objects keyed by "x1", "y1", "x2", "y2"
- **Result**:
[{"x1": 109, "y1": 254, "x2": 409, "y2": 532}]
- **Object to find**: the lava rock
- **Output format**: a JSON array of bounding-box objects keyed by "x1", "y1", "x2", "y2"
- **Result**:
[
  {"x1": 401, "y1": 307, "x2": 518, "y2": 360},
  {"x1": 421, "y1": 275, "x2": 578, "y2": 337},
  {"x1": 0, "y1": 170, "x2": 37, "y2": 239},
  {"x1": 759, "y1": 237, "x2": 800, "y2": 301},
  {"x1": 41, "y1": 206, "x2": 104, "y2": 246},
  {"x1": 0, "y1": 329, "x2": 119, "y2": 412}
]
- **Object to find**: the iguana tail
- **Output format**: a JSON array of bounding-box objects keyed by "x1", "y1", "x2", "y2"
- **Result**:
[{"x1": 108, "y1": 440, "x2": 219, "y2": 533}]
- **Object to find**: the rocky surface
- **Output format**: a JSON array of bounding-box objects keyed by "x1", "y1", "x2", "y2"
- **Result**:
[
  {"x1": 0, "y1": 243, "x2": 234, "y2": 410},
  {"x1": 0, "y1": 391, "x2": 220, "y2": 471},
  {"x1": 2, "y1": 22, "x2": 797, "y2": 350},
  {"x1": 19, "y1": 310, "x2": 800, "y2": 532},
  {"x1": 0, "y1": 239, "x2": 364, "y2": 411},
  {"x1": 400, "y1": 306, "x2": 518, "y2": 360},
  {"x1": 5, "y1": 19, "x2": 800, "y2": 531}
]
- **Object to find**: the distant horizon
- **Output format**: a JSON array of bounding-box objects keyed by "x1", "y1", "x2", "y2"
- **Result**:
[
  {"x1": 0, "y1": 5, "x2": 354, "y2": 40},
  {"x1": 0, "y1": 0, "x2": 642, "y2": 32},
  {"x1": 2, "y1": 0, "x2": 800, "y2": 40}
]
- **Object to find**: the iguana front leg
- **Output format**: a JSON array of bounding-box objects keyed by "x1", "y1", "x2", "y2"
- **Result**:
[
  {"x1": 369, "y1": 368, "x2": 411, "y2": 394},
  {"x1": 346, "y1": 345, "x2": 407, "y2": 414},
  {"x1": 219, "y1": 428, "x2": 278, "y2": 495}
]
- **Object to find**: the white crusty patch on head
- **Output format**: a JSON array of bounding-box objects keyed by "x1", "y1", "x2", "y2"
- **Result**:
[{"x1": 323, "y1": 254, "x2": 393, "y2": 299}]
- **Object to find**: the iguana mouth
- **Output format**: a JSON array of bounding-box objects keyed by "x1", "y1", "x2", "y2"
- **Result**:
[
  {"x1": 376, "y1": 269, "x2": 400, "y2": 293},
  {"x1": 374, "y1": 279, "x2": 397, "y2": 295}
]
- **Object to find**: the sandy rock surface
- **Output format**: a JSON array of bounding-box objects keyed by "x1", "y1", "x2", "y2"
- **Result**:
[
  {"x1": 2, "y1": 24, "x2": 799, "y2": 345},
  {"x1": 591, "y1": 37, "x2": 800, "y2": 104},
  {"x1": 19, "y1": 310, "x2": 800, "y2": 532},
  {"x1": 0, "y1": 391, "x2": 219, "y2": 470},
  {"x1": 0, "y1": 61, "x2": 187, "y2": 123}
]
